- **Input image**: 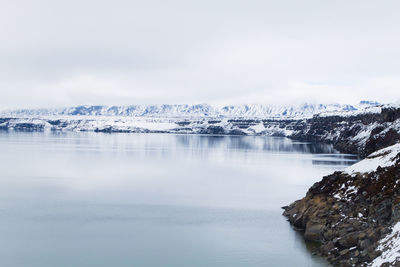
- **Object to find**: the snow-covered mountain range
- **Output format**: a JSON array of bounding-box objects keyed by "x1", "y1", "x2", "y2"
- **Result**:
[
  {"x1": 0, "y1": 100, "x2": 391, "y2": 138},
  {"x1": 0, "y1": 101, "x2": 381, "y2": 119}
]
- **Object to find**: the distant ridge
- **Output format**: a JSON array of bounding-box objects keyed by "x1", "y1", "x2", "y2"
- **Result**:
[{"x1": 0, "y1": 101, "x2": 381, "y2": 119}]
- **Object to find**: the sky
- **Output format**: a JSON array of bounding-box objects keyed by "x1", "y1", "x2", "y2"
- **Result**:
[{"x1": 1, "y1": 0, "x2": 400, "y2": 109}]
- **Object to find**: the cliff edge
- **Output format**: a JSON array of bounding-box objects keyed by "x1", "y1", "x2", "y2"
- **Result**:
[{"x1": 283, "y1": 144, "x2": 400, "y2": 266}]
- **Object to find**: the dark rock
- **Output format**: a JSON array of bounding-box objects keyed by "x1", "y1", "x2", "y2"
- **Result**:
[
  {"x1": 199, "y1": 126, "x2": 225, "y2": 135},
  {"x1": 338, "y1": 233, "x2": 358, "y2": 248},
  {"x1": 339, "y1": 249, "x2": 349, "y2": 256},
  {"x1": 323, "y1": 229, "x2": 334, "y2": 240},
  {"x1": 321, "y1": 241, "x2": 335, "y2": 252},
  {"x1": 283, "y1": 153, "x2": 400, "y2": 266},
  {"x1": 304, "y1": 223, "x2": 325, "y2": 242},
  {"x1": 289, "y1": 106, "x2": 400, "y2": 157},
  {"x1": 358, "y1": 232, "x2": 367, "y2": 240},
  {"x1": 359, "y1": 239, "x2": 372, "y2": 250},
  {"x1": 228, "y1": 129, "x2": 246, "y2": 135},
  {"x1": 361, "y1": 249, "x2": 368, "y2": 258},
  {"x1": 175, "y1": 121, "x2": 191, "y2": 126}
]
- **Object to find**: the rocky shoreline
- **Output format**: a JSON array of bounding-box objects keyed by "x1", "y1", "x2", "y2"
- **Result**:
[
  {"x1": 283, "y1": 144, "x2": 400, "y2": 266},
  {"x1": 288, "y1": 106, "x2": 400, "y2": 158},
  {"x1": 281, "y1": 105, "x2": 400, "y2": 267},
  {"x1": 280, "y1": 105, "x2": 400, "y2": 265}
]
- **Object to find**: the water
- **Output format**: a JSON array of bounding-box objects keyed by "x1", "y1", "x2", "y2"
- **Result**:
[{"x1": 0, "y1": 132, "x2": 358, "y2": 267}]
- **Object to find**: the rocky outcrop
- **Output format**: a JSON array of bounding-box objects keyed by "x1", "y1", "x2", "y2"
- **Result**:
[
  {"x1": 283, "y1": 144, "x2": 400, "y2": 266},
  {"x1": 290, "y1": 106, "x2": 400, "y2": 158}
]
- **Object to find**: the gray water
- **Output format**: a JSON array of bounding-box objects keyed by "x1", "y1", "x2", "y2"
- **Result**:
[{"x1": 0, "y1": 132, "x2": 358, "y2": 267}]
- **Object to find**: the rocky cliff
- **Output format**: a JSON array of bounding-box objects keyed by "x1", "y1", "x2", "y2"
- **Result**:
[
  {"x1": 283, "y1": 142, "x2": 400, "y2": 266},
  {"x1": 289, "y1": 106, "x2": 400, "y2": 158}
]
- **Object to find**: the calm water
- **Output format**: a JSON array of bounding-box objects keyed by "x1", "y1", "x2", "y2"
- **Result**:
[{"x1": 0, "y1": 132, "x2": 358, "y2": 267}]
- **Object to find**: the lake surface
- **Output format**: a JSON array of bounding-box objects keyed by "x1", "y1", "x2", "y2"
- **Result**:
[{"x1": 0, "y1": 132, "x2": 358, "y2": 267}]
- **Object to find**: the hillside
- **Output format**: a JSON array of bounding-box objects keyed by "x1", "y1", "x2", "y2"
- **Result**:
[
  {"x1": 283, "y1": 143, "x2": 400, "y2": 266},
  {"x1": 0, "y1": 102, "x2": 375, "y2": 119}
]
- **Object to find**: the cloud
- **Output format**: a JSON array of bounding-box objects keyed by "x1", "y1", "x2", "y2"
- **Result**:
[{"x1": 0, "y1": 0, "x2": 399, "y2": 108}]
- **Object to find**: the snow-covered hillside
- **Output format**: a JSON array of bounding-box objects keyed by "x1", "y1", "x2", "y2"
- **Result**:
[
  {"x1": 0, "y1": 102, "x2": 380, "y2": 119},
  {"x1": 345, "y1": 143, "x2": 400, "y2": 174},
  {"x1": 0, "y1": 116, "x2": 297, "y2": 136},
  {"x1": 284, "y1": 142, "x2": 400, "y2": 266}
]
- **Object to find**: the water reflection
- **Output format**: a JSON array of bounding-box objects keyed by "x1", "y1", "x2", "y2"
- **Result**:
[
  {"x1": 0, "y1": 132, "x2": 358, "y2": 267},
  {"x1": 175, "y1": 135, "x2": 358, "y2": 163}
]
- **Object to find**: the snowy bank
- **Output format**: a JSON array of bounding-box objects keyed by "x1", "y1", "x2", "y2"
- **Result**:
[
  {"x1": 284, "y1": 142, "x2": 400, "y2": 266},
  {"x1": 346, "y1": 143, "x2": 400, "y2": 174}
]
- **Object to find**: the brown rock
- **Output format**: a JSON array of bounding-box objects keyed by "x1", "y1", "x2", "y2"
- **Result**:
[
  {"x1": 321, "y1": 241, "x2": 335, "y2": 253},
  {"x1": 324, "y1": 229, "x2": 334, "y2": 240},
  {"x1": 304, "y1": 222, "x2": 325, "y2": 242},
  {"x1": 339, "y1": 249, "x2": 349, "y2": 256},
  {"x1": 338, "y1": 233, "x2": 358, "y2": 248},
  {"x1": 358, "y1": 232, "x2": 367, "y2": 240}
]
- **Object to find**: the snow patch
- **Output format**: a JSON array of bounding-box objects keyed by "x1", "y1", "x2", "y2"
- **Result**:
[
  {"x1": 0, "y1": 102, "x2": 380, "y2": 119},
  {"x1": 370, "y1": 222, "x2": 400, "y2": 267},
  {"x1": 345, "y1": 143, "x2": 400, "y2": 174},
  {"x1": 249, "y1": 122, "x2": 265, "y2": 133}
]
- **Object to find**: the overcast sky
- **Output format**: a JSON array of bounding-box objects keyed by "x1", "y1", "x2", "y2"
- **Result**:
[{"x1": 1, "y1": 0, "x2": 400, "y2": 109}]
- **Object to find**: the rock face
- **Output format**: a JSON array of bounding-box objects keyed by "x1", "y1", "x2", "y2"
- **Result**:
[
  {"x1": 289, "y1": 106, "x2": 400, "y2": 158},
  {"x1": 283, "y1": 144, "x2": 400, "y2": 266}
]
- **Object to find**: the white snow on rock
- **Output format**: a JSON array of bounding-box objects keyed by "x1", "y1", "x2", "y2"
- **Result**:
[
  {"x1": 0, "y1": 101, "x2": 380, "y2": 119},
  {"x1": 83, "y1": 117, "x2": 178, "y2": 131},
  {"x1": 317, "y1": 105, "x2": 382, "y2": 118},
  {"x1": 248, "y1": 122, "x2": 266, "y2": 133},
  {"x1": 345, "y1": 143, "x2": 400, "y2": 174},
  {"x1": 370, "y1": 222, "x2": 400, "y2": 267},
  {"x1": 0, "y1": 116, "x2": 179, "y2": 132}
]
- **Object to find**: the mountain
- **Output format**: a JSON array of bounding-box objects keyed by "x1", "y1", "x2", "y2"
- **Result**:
[{"x1": 0, "y1": 101, "x2": 380, "y2": 119}]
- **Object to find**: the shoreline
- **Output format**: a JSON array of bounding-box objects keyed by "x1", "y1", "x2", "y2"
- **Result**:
[{"x1": 282, "y1": 144, "x2": 400, "y2": 266}]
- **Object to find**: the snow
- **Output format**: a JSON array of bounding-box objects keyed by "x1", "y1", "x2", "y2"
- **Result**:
[
  {"x1": 82, "y1": 117, "x2": 177, "y2": 131},
  {"x1": 249, "y1": 122, "x2": 265, "y2": 133},
  {"x1": 333, "y1": 193, "x2": 341, "y2": 200},
  {"x1": 0, "y1": 102, "x2": 380, "y2": 119},
  {"x1": 332, "y1": 184, "x2": 358, "y2": 201},
  {"x1": 345, "y1": 143, "x2": 400, "y2": 174},
  {"x1": 0, "y1": 114, "x2": 299, "y2": 136},
  {"x1": 353, "y1": 123, "x2": 378, "y2": 142},
  {"x1": 0, "y1": 101, "x2": 396, "y2": 142},
  {"x1": 370, "y1": 222, "x2": 400, "y2": 267},
  {"x1": 317, "y1": 105, "x2": 382, "y2": 118},
  {"x1": 0, "y1": 116, "x2": 179, "y2": 132}
]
